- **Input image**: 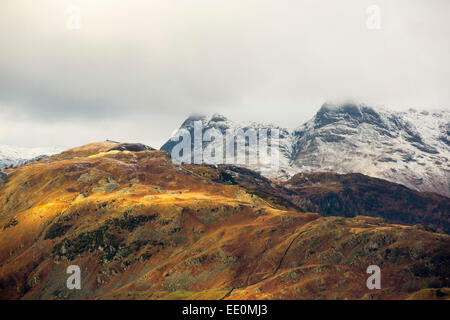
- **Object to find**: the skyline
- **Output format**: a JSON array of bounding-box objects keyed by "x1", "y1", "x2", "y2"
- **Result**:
[
  {"x1": 1, "y1": 101, "x2": 448, "y2": 151},
  {"x1": 1, "y1": 0, "x2": 449, "y2": 149}
]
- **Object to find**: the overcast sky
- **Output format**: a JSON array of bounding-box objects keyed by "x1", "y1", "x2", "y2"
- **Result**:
[{"x1": 0, "y1": 0, "x2": 449, "y2": 149}]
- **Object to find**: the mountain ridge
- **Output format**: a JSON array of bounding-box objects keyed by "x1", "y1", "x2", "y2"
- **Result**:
[
  {"x1": 2, "y1": 103, "x2": 448, "y2": 196},
  {"x1": 0, "y1": 144, "x2": 62, "y2": 169},
  {"x1": 1, "y1": 141, "x2": 449, "y2": 300},
  {"x1": 162, "y1": 103, "x2": 450, "y2": 197}
]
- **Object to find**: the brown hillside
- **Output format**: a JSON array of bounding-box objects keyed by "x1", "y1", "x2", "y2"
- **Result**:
[
  {"x1": 283, "y1": 172, "x2": 450, "y2": 234},
  {"x1": 0, "y1": 142, "x2": 449, "y2": 300}
]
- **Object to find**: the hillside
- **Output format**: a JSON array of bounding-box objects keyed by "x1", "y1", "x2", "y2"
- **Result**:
[
  {"x1": 0, "y1": 142, "x2": 449, "y2": 300},
  {"x1": 215, "y1": 166, "x2": 450, "y2": 234},
  {"x1": 283, "y1": 172, "x2": 450, "y2": 234}
]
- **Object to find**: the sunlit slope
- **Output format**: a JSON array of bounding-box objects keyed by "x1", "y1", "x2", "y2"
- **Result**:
[{"x1": 0, "y1": 142, "x2": 448, "y2": 300}]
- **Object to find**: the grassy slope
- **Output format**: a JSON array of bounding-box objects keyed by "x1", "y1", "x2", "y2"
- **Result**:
[{"x1": 0, "y1": 142, "x2": 448, "y2": 300}]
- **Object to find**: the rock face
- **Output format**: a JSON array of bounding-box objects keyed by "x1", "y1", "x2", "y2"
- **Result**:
[
  {"x1": 109, "y1": 143, "x2": 155, "y2": 152},
  {"x1": 0, "y1": 142, "x2": 449, "y2": 300},
  {"x1": 161, "y1": 113, "x2": 296, "y2": 176},
  {"x1": 0, "y1": 171, "x2": 7, "y2": 184},
  {"x1": 162, "y1": 104, "x2": 450, "y2": 197},
  {"x1": 292, "y1": 103, "x2": 450, "y2": 197}
]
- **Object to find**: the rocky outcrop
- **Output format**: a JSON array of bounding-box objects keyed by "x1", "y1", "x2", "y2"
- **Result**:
[
  {"x1": 108, "y1": 143, "x2": 154, "y2": 152},
  {"x1": 0, "y1": 171, "x2": 7, "y2": 184}
]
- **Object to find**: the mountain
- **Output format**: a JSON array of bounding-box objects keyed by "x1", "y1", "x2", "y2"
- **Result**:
[
  {"x1": 161, "y1": 104, "x2": 450, "y2": 197},
  {"x1": 0, "y1": 142, "x2": 449, "y2": 300},
  {"x1": 0, "y1": 144, "x2": 62, "y2": 169},
  {"x1": 292, "y1": 103, "x2": 450, "y2": 197},
  {"x1": 284, "y1": 172, "x2": 450, "y2": 234},
  {"x1": 161, "y1": 113, "x2": 296, "y2": 176},
  {"x1": 215, "y1": 166, "x2": 450, "y2": 234}
]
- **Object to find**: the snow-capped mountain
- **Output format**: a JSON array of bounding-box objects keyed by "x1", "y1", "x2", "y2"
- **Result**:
[
  {"x1": 0, "y1": 144, "x2": 62, "y2": 169},
  {"x1": 291, "y1": 103, "x2": 450, "y2": 197},
  {"x1": 161, "y1": 113, "x2": 296, "y2": 176},
  {"x1": 161, "y1": 103, "x2": 450, "y2": 197}
]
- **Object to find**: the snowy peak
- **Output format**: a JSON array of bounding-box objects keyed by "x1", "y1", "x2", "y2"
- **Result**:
[
  {"x1": 292, "y1": 104, "x2": 450, "y2": 196},
  {"x1": 313, "y1": 102, "x2": 386, "y2": 128},
  {"x1": 301, "y1": 102, "x2": 445, "y2": 155},
  {"x1": 304, "y1": 102, "x2": 407, "y2": 136},
  {"x1": 178, "y1": 113, "x2": 234, "y2": 133},
  {"x1": 0, "y1": 144, "x2": 62, "y2": 169},
  {"x1": 208, "y1": 113, "x2": 230, "y2": 124},
  {"x1": 179, "y1": 114, "x2": 207, "y2": 129},
  {"x1": 161, "y1": 104, "x2": 449, "y2": 197}
]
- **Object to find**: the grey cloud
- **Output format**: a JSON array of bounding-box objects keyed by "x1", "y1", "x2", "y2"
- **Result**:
[{"x1": 0, "y1": 0, "x2": 449, "y2": 148}]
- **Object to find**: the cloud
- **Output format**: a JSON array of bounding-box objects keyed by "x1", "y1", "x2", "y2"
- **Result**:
[{"x1": 0, "y1": 0, "x2": 449, "y2": 148}]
